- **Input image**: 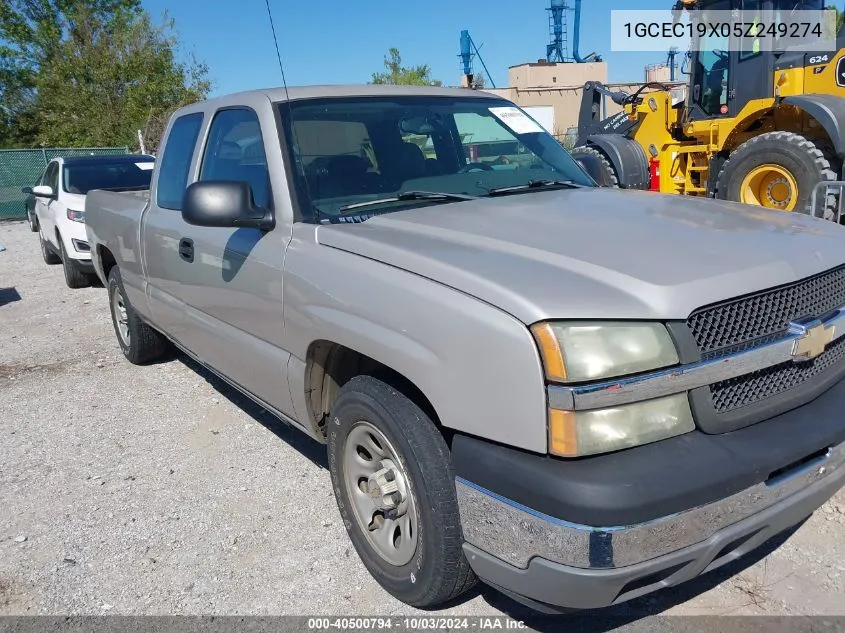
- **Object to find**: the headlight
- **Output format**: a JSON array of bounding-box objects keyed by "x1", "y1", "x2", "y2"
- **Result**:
[
  {"x1": 531, "y1": 321, "x2": 678, "y2": 383},
  {"x1": 548, "y1": 394, "x2": 695, "y2": 457},
  {"x1": 67, "y1": 209, "x2": 85, "y2": 223}
]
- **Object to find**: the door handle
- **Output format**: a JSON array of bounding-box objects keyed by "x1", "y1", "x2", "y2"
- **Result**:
[{"x1": 179, "y1": 238, "x2": 194, "y2": 263}]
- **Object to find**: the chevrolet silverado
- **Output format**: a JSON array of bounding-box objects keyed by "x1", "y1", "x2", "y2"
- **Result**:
[{"x1": 85, "y1": 85, "x2": 845, "y2": 612}]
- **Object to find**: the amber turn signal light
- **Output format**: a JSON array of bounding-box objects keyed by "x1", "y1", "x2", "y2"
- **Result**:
[{"x1": 530, "y1": 323, "x2": 567, "y2": 383}]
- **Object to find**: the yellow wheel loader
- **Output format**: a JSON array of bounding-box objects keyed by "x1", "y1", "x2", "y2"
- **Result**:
[{"x1": 573, "y1": 0, "x2": 845, "y2": 223}]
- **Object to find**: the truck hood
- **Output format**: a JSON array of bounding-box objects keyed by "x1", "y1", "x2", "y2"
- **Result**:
[{"x1": 317, "y1": 188, "x2": 845, "y2": 324}]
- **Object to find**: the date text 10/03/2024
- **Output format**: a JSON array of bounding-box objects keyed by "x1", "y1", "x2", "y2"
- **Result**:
[{"x1": 306, "y1": 618, "x2": 528, "y2": 630}]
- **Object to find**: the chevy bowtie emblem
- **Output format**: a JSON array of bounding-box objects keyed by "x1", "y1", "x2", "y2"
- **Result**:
[{"x1": 791, "y1": 321, "x2": 835, "y2": 362}]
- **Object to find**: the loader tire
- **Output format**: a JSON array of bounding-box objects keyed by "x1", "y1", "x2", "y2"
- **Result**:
[
  {"x1": 571, "y1": 146, "x2": 619, "y2": 188},
  {"x1": 715, "y1": 131, "x2": 838, "y2": 219}
]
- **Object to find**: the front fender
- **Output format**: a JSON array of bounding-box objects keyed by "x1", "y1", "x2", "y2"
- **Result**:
[
  {"x1": 283, "y1": 227, "x2": 549, "y2": 454},
  {"x1": 783, "y1": 94, "x2": 845, "y2": 159}
]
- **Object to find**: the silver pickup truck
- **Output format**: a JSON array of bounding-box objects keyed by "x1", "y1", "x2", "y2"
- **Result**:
[{"x1": 86, "y1": 85, "x2": 845, "y2": 613}]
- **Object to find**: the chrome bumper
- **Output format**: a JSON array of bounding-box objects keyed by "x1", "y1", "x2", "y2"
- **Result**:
[{"x1": 457, "y1": 440, "x2": 845, "y2": 570}]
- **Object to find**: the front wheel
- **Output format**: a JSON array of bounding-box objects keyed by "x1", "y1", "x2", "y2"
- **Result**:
[
  {"x1": 39, "y1": 230, "x2": 61, "y2": 265},
  {"x1": 59, "y1": 236, "x2": 90, "y2": 289},
  {"x1": 715, "y1": 131, "x2": 838, "y2": 217},
  {"x1": 327, "y1": 376, "x2": 476, "y2": 608}
]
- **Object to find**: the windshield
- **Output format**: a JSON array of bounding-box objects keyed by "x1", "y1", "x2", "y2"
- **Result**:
[
  {"x1": 62, "y1": 159, "x2": 154, "y2": 194},
  {"x1": 279, "y1": 96, "x2": 594, "y2": 221}
]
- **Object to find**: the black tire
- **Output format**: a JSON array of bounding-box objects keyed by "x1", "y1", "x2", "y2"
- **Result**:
[
  {"x1": 327, "y1": 376, "x2": 476, "y2": 608},
  {"x1": 715, "y1": 131, "x2": 838, "y2": 218},
  {"x1": 59, "y1": 235, "x2": 90, "y2": 289},
  {"x1": 39, "y1": 231, "x2": 61, "y2": 265},
  {"x1": 27, "y1": 209, "x2": 38, "y2": 232},
  {"x1": 570, "y1": 145, "x2": 619, "y2": 187},
  {"x1": 107, "y1": 266, "x2": 169, "y2": 364}
]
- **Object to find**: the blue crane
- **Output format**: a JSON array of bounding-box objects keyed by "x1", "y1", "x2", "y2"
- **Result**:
[
  {"x1": 546, "y1": 0, "x2": 601, "y2": 64},
  {"x1": 667, "y1": 46, "x2": 680, "y2": 81},
  {"x1": 459, "y1": 30, "x2": 496, "y2": 88}
]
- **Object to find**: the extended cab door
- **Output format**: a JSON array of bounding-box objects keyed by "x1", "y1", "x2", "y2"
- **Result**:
[
  {"x1": 141, "y1": 112, "x2": 204, "y2": 341},
  {"x1": 142, "y1": 104, "x2": 295, "y2": 418}
]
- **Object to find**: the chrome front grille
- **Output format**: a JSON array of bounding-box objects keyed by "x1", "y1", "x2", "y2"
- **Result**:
[
  {"x1": 710, "y1": 335, "x2": 845, "y2": 413},
  {"x1": 686, "y1": 265, "x2": 845, "y2": 416},
  {"x1": 687, "y1": 265, "x2": 845, "y2": 358}
]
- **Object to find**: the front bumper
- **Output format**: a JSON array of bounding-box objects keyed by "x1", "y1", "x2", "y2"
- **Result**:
[
  {"x1": 455, "y1": 373, "x2": 845, "y2": 610},
  {"x1": 458, "y1": 439, "x2": 845, "y2": 571},
  {"x1": 461, "y1": 457, "x2": 844, "y2": 611},
  {"x1": 70, "y1": 257, "x2": 95, "y2": 273},
  {"x1": 58, "y1": 220, "x2": 92, "y2": 261}
]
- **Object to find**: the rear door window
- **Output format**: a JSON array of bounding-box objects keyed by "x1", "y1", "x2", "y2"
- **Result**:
[
  {"x1": 292, "y1": 119, "x2": 374, "y2": 170},
  {"x1": 291, "y1": 119, "x2": 379, "y2": 200},
  {"x1": 156, "y1": 112, "x2": 203, "y2": 210}
]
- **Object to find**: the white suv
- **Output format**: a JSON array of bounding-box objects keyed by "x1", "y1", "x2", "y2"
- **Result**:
[{"x1": 26, "y1": 154, "x2": 155, "y2": 287}]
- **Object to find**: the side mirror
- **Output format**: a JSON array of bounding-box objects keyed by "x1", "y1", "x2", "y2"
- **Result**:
[
  {"x1": 181, "y1": 181, "x2": 274, "y2": 231},
  {"x1": 31, "y1": 185, "x2": 54, "y2": 198},
  {"x1": 575, "y1": 155, "x2": 615, "y2": 187},
  {"x1": 21, "y1": 186, "x2": 33, "y2": 195}
]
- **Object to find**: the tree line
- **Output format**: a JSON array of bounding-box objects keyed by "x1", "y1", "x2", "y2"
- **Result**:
[
  {"x1": 0, "y1": 0, "x2": 210, "y2": 152},
  {"x1": 0, "y1": 10, "x2": 445, "y2": 153}
]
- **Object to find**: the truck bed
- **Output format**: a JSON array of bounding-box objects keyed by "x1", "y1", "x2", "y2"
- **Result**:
[{"x1": 85, "y1": 188, "x2": 151, "y2": 299}]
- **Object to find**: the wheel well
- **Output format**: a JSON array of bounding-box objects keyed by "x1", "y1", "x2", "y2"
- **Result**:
[
  {"x1": 304, "y1": 341, "x2": 441, "y2": 441},
  {"x1": 97, "y1": 245, "x2": 117, "y2": 279},
  {"x1": 725, "y1": 109, "x2": 837, "y2": 158}
]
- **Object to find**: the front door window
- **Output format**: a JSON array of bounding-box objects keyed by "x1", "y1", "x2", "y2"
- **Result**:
[
  {"x1": 691, "y1": 0, "x2": 731, "y2": 116},
  {"x1": 694, "y1": 44, "x2": 730, "y2": 115}
]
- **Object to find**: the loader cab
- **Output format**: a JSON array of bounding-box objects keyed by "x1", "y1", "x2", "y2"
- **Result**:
[{"x1": 686, "y1": 0, "x2": 828, "y2": 121}]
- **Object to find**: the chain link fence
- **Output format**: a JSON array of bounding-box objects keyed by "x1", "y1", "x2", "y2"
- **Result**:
[{"x1": 0, "y1": 147, "x2": 129, "y2": 220}]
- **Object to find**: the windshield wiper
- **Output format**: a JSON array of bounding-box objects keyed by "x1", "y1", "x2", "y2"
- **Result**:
[
  {"x1": 336, "y1": 190, "x2": 477, "y2": 213},
  {"x1": 486, "y1": 179, "x2": 584, "y2": 196}
]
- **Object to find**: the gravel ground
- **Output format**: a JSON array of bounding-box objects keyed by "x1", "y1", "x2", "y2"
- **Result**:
[{"x1": 1, "y1": 219, "x2": 844, "y2": 628}]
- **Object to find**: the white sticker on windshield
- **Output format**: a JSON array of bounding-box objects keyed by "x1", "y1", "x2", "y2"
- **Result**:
[
  {"x1": 135, "y1": 162, "x2": 155, "y2": 170},
  {"x1": 489, "y1": 107, "x2": 545, "y2": 135}
]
